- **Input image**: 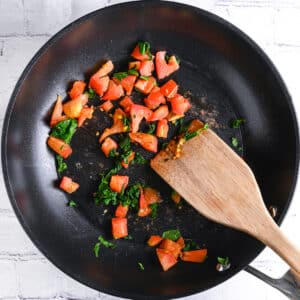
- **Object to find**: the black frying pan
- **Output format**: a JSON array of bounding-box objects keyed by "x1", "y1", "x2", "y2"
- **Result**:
[{"x1": 2, "y1": 1, "x2": 299, "y2": 299}]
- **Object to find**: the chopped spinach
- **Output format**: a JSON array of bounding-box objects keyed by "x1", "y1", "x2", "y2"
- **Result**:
[
  {"x1": 94, "y1": 235, "x2": 116, "y2": 258},
  {"x1": 50, "y1": 119, "x2": 77, "y2": 144},
  {"x1": 162, "y1": 229, "x2": 181, "y2": 241},
  {"x1": 133, "y1": 152, "x2": 147, "y2": 165},
  {"x1": 231, "y1": 137, "x2": 239, "y2": 148},
  {"x1": 147, "y1": 123, "x2": 156, "y2": 134},
  {"x1": 56, "y1": 155, "x2": 67, "y2": 173},
  {"x1": 231, "y1": 118, "x2": 245, "y2": 129}
]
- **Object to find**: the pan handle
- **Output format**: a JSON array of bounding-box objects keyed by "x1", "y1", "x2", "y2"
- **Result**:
[{"x1": 245, "y1": 265, "x2": 300, "y2": 299}]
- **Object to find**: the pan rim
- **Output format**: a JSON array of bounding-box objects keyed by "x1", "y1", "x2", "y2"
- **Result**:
[{"x1": 1, "y1": 1, "x2": 299, "y2": 299}]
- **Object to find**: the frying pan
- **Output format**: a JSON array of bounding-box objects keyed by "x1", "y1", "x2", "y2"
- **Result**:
[{"x1": 2, "y1": 1, "x2": 299, "y2": 299}]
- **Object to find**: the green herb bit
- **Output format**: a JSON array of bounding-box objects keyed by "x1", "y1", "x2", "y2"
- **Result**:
[
  {"x1": 122, "y1": 116, "x2": 130, "y2": 128},
  {"x1": 108, "y1": 148, "x2": 118, "y2": 158},
  {"x1": 175, "y1": 117, "x2": 184, "y2": 127},
  {"x1": 165, "y1": 54, "x2": 170, "y2": 61},
  {"x1": 68, "y1": 200, "x2": 77, "y2": 207},
  {"x1": 133, "y1": 152, "x2": 147, "y2": 165},
  {"x1": 56, "y1": 155, "x2": 67, "y2": 173},
  {"x1": 162, "y1": 229, "x2": 181, "y2": 241},
  {"x1": 175, "y1": 56, "x2": 181, "y2": 65},
  {"x1": 183, "y1": 240, "x2": 200, "y2": 251},
  {"x1": 138, "y1": 41, "x2": 151, "y2": 56},
  {"x1": 50, "y1": 119, "x2": 78, "y2": 144},
  {"x1": 140, "y1": 75, "x2": 149, "y2": 81},
  {"x1": 128, "y1": 68, "x2": 139, "y2": 76},
  {"x1": 118, "y1": 183, "x2": 141, "y2": 208},
  {"x1": 113, "y1": 72, "x2": 128, "y2": 81},
  {"x1": 138, "y1": 262, "x2": 145, "y2": 271},
  {"x1": 184, "y1": 123, "x2": 209, "y2": 141},
  {"x1": 86, "y1": 87, "x2": 97, "y2": 98},
  {"x1": 94, "y1": 242, "x2": 100, "y2": 258},
  {"x1": 231, "y1": 118, "x2": 245, "y2": 129},
  {"x1": 147, "y1": 123, "x2": 156, "y2": 134},
  {"x1": 231, "y1": 137, "x2": 239, "y2": 148},
  {"x1": 149, "y1": 203, "x2": 158, "y2": 218},
  {"x1": 124, "y1": 235, "x2": 133, "y2": 240},
  {"x1": 217, "y1": 256, "x2": 230, "y2": 266},
  {"x1": 161, "y1": 142, "x2": 168, "y2": 150},
  {"x1": 94, "y1": 235, "x2": 116, "y2": 258}
]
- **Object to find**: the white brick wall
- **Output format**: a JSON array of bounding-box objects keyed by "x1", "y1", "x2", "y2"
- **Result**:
[{"x1": 0, "y1": 1, "x2": 300, "y2": 299}]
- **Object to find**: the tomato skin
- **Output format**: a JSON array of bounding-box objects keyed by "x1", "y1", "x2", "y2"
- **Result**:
[
  {"x1": 138, "y1": 186, "x2": 151, "y2": 217},
  {"x1": 160, "y1": 239, "x2": 182, "y2": 259},
  {"x1": 167, "y1": 112, "x2": 184, "y2": 122},
  {"x1": 131, "y1": 45, "x2": 150, "y2": 61},
  {"x1": 94, "y1": 60, "x2": 114, "y2": 77},
  {"x1": 144, "y1": 187, "x2": 160, "y2": 205},
  {"x1": 120, "y1": 75, "x2": 137, "y2": 95},
  {"x1": 119, "y1": 96, "x2": 134, "y2": 112},
  {"x1": 50, "y1": 95, "x2": 66, "y2": 127},
  {"x1": 156, "y1": 119, "x2": 169, "y2": 138},
  {"x1": 89, "y1": 75, "x2": 109, "y2": 96},
  {"x1": 129, "y1": 132, "x2": 158, "y2": 153},
  {"x1": 180, "y1": 249, "x2": 207, "y2": 263},
  {"x1": 78, "y1": 106, "x2": 94, "y2": 127},
  {"x1": 102, "y1": 80, "x2": 124, "y2": 101},
  {"x1": 112, "y1": 217, "x2": 128, "y2": 239},
  {"x1": 160, "y1": 79, "x2": 178, "y2": 98},
  {"x1": 63, "y1": 94, "x2": 88, "y2": 118},
  {"x1": 148, "y1": 105, "x2": 169, "y2": 122},
  {"x1": 101, "y1": 137, "x2": 118, "y2": 158},
  {"x1": 130, "y1": 104, "x2": 152, "y2": 133},
  {"x1": 170, "y1": 94, "x2": 191, "y2": 115},
  {"x1": 115, "y1": 204, "x2": 129, "y2": 218},
  {"x1": 156, "y1": 248, "x2": 178, "y2": 271},
  {"x1": 176, "y1": 236, "x2": 185, "y2": 249},
  {"x1": 139, "y1": 60, "x2": 154, "y2": 76},
  {"x1": 99, "y1": 100, "x2": 114, "y2": 112},
  {"x1": 121, "y1": 151, "x2": 135, "y2": 168},
  {"x1": 69, "y1": 81, "x2": 86, "y2": 99},
  {"x1": 110, "y1": 175, "x2": 129, "y2": 193},
  {"x1": 147, "y1": 235, "x2": 163, "y2": 247},
  {"x1": 135, "y1": 76, "x2": 156, "y2": 94},
  {"x1": 59, "y1": 176, "x2": 79, "y2": 194},
  {"x1": 47, "y1": 136, "x2": 72, "y2": 158},
  {"x1": 144, "y1": 88, "x2": 166, "y2": 109},
  {"x1": 155, "y1": 51, "x2": 179, "y2": 80}
]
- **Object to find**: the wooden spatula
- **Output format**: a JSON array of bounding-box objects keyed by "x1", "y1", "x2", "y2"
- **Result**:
[{"x1": 151, "y1": 121, "x2": 300, "y2": 275}]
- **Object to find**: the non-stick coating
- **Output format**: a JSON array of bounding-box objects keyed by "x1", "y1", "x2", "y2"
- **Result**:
[{"x1": 2, "y1": 1, "x2": 299, "y2": 299}]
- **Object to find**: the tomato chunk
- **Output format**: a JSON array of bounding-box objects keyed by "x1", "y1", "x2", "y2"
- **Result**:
[
  {"x1": 129, "y1": 132, "x2": 158, "y2": 152},
  {"x1": 112, "y1": 217, "x2": 128, "y2": 239},
  {"x1": 101, "y1": 137, "x2": 118, "y2": 158},
  {"x1": 121, "y1": 151, "x2": 135, "y2": 168},
  {"x1": 160, "y1": 79, "x2": 178, "y2": 98},
  {"x1": 63, "y1": 94, "x2": 88, "y2": 118},
  {"x1": 59, "y1": 176, "x2": 79, "y2": 194},
  {"x1": 144, "y1": 88, "x2": 166, "y2": 109},
  {"x1": 156, "y1": 248, "x2": 178, "y2": 271},
  {"x1": 99, "y1": 100, "x2": 114, "y2": 112},
  {"x1": 47, "y1": 136, "x2": 72, "y2": 158},
  {"x1": 69, "y1": 81, "x2": 86, "y2": 99},
  {"x1": 130, "y1": 104, "x2": 152, "y2": 133},
  {"x1": 155, "y1": 51, "x2": 179, "y2": 80},
  {"x1": 170, "y1": 94, "x2": 191, "y2": 115},
  {"x1": 121, "y1": 75, "x2": 137, "y2": 95},
  {"x1": 78, "y1": 106, "x2": 94, "y2": 127},
  {"x1": 110, "y1": 175, "x2": 129, "y2": 193},
  {"x1": 160, "y1": 239, "x2": 182, "y2": 259},
  {"x1": 156, "y1": 119, "x2": 169, "y2": 138},
  {"x1": 129, "y1": 61, "x2": 141, "y2": 70},
  {"x1": 148, "y1": 105, "x2": 169, "y2": 122},
  {"x1": 138, "y1": 186, "x2": 151, "y2": 217},
  {"x1": 89, "y1": 75, "x2": 109, "y2": 96},
  {"x1": 181, "y1": 249, "x2": 207, "y2": 263},
  {"x1": 144, "y1": 187, "x2": 160, "y2": 205},
  {"x1": 171, "y1": 190, "x2": 181, "y2": 204},
  {"x1": 119, "y1": 96, "x2": 134, "y2": 112},
  {"x1": 167, "y1": 112, "x2": 184, "y2": 122},
  {"x1": 139, "y1": 60, "x2": 154, "y2": 76},
  {"x1": 135, "y1": 76, "x2": 156, "y2": 94},
  {"x1": 102, "y1": 80, "x2": 124, "y2": 101},
  {"x1": 99, "y1": 108, "x2": 128, "y2": 142},
  {"x1": 115, "y1": 204, "x2": 129, "y2": 218},
  {"x1": 176, "y1": 236, "x2": 185, "y2": 250},
  {"x1": 93, "y1": 60, "x2": 114, "y2": 78},
  {"x1": 50, "y1": 95, "x2": 67, "y2": 127},
  {"x1": 131, "y1": 44, "x2": 150, "y2": 61},
  {"x1": 148, "y1": 235, "x2": 163, "y2": 247}
]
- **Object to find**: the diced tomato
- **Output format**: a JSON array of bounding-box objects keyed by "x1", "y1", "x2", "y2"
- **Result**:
[
  {"x1": 47, "y1": 136, "x2": 72, "y2": 158},
  {"x1": 78, "y1": 106, "x2": 94, "y2": 127},
  {"x1": 131, "y1": 44, "x2": 150, "y2": 61},
  {"x1": 171, "y1": 190, "x2": 181, "y2": 204},
  {"x1": 144, "y1": 88, "x2": 166, "y2": 109},
  {"x1": 119, "y1": 96, "x2": 134, "y2": 112},
  {"x1": 59, "y1": 176, "x2": 79, "y2": 194},
  {"x1": 110, "y1": 175, "x2": 129, "y2": 193},
  {"x1": 101, "y1": 137, "x2": 118, "y2": 158},
  {"x1": 155, "y1": 51, "x2": 179, "y2": 80},
  {"x1": 130, "y1": 104, "x2": 152, "y2": 133},
  {"x1": 121, "y1": 151, "x2": 135, "y2": 168},
  {"x1": 99, "y1": 100, "x2": 114, "y2": 112},
  {"x1": 144, "y1": 187, "x2": 160, "y2": 205},
  {"x1": 160, "y1": 239, "x2": 182, "y2": 259},
  {"x1": 121, "y1": 75, "x2": 137, "y2": 95},
  {"x1": 50, "y1": 95, "x2": 67, "y2": 127},
  {"x1": 99, "y1": 108, "x2": 128, "y2": 142},
  {"x1": 148, "y1": 105, "x2": 169, "y2": 122},
  {"x1": 63, "y1": 94, "x2": 88, "y2": 118},
  {"x1": 167, "y1": 112, "x2": 184, "y2": 122},
  {"x1": 135, "y1": 76, "x2": 157, "y2": 94},
  {"x1": 89, "y1": 75, "x2": 109, "y2": 96},
  {"x1": 138, "y1": 186, "x2": 151, "y2": 217},
  {"x1": 102, "y1": 79, "x2": 124, "y2": 100},
  {"x1": 128, "y1": 61, "x2": 141, "y2": 70},
  {"x1": 93, "y1": 60, "x2": 114, "y2": 78},
  {"x1": 139, "y1": 60, "x2": 154, "y2": 76},
  {"x1": 156, "y1": 248, "x2": 178, "y2": 271},
  {"x1": 180, "y1": 249, "x2": 207, "y2": 263},
  {"x1": 156, "y1": 119, "x2": 169, "y2": 138},
  {"x1": 147, "y1": 235, "x2": 163, "y2": 247},
  {"x1": 69, "y1": 81, "x2": 86, "y2": 99},
  {"x1": 129, "y1": 132, "x2": 158, "y2": 153},
  {"x1": 115, "y1": 204, "x2": 129, "y2": 218},
  {"x1": 176, "y1": 236, "x2": 185, "y2": 250},
  {"x1": 160, "y1": 79, "x2": 178, "y2": 98},
  {"x1": 170, "y1": 94, "x2": 191, "y2": 115},
  {"x1": 112, "y1": 217, "x2": 128, "y2": 239}
]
